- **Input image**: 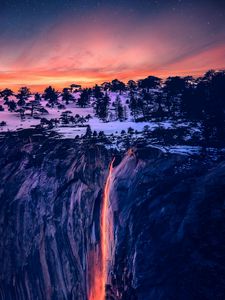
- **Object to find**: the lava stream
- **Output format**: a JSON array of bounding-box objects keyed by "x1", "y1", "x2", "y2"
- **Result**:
[{"x1": 89, "y1": 158, "x2": 115, "y2": 300}]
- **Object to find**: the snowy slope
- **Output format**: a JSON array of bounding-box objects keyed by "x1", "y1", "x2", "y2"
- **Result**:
[{"x1": 0, "y1": 91, "x2": 175, "y2": 137}]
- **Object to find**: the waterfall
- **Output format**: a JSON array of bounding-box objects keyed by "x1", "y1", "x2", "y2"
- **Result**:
[{"x1": 89, "y1": 158, "x2": 115, "y2": 300}]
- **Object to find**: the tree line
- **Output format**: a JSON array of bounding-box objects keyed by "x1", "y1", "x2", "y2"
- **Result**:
[{"x1": 0, "y1": 69, "x2": 224, "y2": 146}]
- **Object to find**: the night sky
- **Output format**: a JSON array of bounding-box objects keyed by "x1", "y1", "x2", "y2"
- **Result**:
[{"x1": 0, "y1": 0, "x2": 225, "y2": 90}]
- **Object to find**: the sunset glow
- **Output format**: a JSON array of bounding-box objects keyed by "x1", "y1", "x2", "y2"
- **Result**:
[{"x1": 1, "y1": 2, "x2": 225, "y2": 91}]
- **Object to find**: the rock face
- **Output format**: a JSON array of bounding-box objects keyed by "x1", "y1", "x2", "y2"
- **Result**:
[
  {"x1": 0, "y1": 135, "x2": 225, "y2": 300},
  {"x1": 108, "y1": 148, "x2": 225, "y2": 300},
  {"x1": 0, "y1": 136, "x2": 111, "y2": 300}
]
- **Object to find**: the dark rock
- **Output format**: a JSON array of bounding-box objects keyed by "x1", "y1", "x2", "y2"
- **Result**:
[{"x1": 0, "y1": 137, "x2": 225, "y2": 300}]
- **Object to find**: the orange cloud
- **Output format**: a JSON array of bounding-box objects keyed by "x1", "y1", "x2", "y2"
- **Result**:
[{"x1": 0, "y1": 10, "x2": 224, "y2": 92}]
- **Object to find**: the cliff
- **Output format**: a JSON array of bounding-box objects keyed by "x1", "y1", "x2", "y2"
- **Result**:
[{"x1": 0, "y1": 135, "x2": 225, "y2": 300}]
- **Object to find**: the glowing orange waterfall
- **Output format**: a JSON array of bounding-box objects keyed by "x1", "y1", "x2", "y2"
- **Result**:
[{"x1": 89, "y1": 158, "x2": 115, "y2": 300}]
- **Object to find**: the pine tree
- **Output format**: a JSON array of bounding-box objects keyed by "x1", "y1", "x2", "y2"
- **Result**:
[
  {"x1": 1, "y1": 88, "x2": 13, "y2": 98},
  {"x1": 123, "y1": 105, "x2": 128, "y2": 120},
  {"x1": 127, "y1": 80, "x2": 137, "y2": 90},
  {"x1": 34, "y1": 93, "x2": 41, "y2": 103},
  {"x1": 138, "y1": 76, "x2": 161, "y2": 91},
  {"x1": 8, "y1": 101, "x2": 17, "y2": 111},
  {"x1": 44, "y1": 86, "x2": 58, "y2": 106},
  {"x1": 17, "y1": 87, "x2": 31, "y2": 106},
  {"x1": 95, "y1": 93, "x2": 110, "y2": 121},
  {"x1": 62, "y1": 88, "x2": 74, "y2": 104},
  {"x1": 111, "y1": 79, "x2": 126, "y2": 93},
  {"x1": 114, "y1": 96, "x2": 124, "y2": 121},
  {"x1": 129, "y1": 94, "x2": 139, "y2": 121},
  {"x1": 93, "y1": 85, "x2": 103, "y2": 99},
  {"x1": 84, "y1": 125, "x2": 92, "y2": 138},
  {"x1": 77, "y1": 89, "x2": 90, "y2": 107}
]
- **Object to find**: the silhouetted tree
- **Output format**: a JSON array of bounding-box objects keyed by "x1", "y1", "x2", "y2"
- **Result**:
[
  {"x1": 138, "y1": 76, "x2": 162, "y2": 91},
  {"x1": 114, "y1": 96, "x2": 124, "y2": 121},
  {"x1": 62, "y1": 88, "x2": 74, "y2": 104},
  {"x1": 180, "y1": 70, "x2": 225, "y2": 147},
  {"x1": 34, "y1": 93, "x2": 41, "y2": 103},
  {"x1": 18, "y1": 108, "x2": 25, "y2": 120},
  {"x1": 111, "y1": 79, "x2": 126, "y2": 93},
  {"x1": 60, "y1": 111, "x2": 72, "y2": 125},
  {"x1": 1, "y1": 88, "x2": 13, "y2": 105},
  {"x1": 84, "y1": 125, "x2": 92, "y2": 138},
  {"x1": 0, "y1": 121, "x2": 6, "y2": 127},
  {"x1": 77, "y1": 89, "x2": 90, "y2": 107},
  {"x1": 164, "y1": 76, "x2": 187, "y2": 95},
  {"x1": 70, "y1": 83, "x2": 81, "y2": 92},
  {"x1": 95, "y1": 93, "x2": 110, "y2": 121},
  {"x1": 93, "y1": 85, "x2": 103, "y2": 99},
  {"x1": 7, "y1": 100, "x2": 17, "y2": 111},
  {"x1": 163, "y1": 76, "x2": 188, "y2": 116},
  {"x1": 129, "y1": 94, "x2": 139, "y2": 120},
  {"x1": 44, "y1": 86, "x2": 58, "y2": 106},
  {"x1": 101, "y1": 82, "x2": 112, "y2": 91},
  {"x1": 1, "y1": 88, "x2": 13, "y2": 101},
  {"x1": 154, "y1": 93, "x2": 165, "y2": 120},
  {"x1": 16, "y1": 87, "x2": 31, "y2": 106},
  {"x1": 201, "y1": 70, "x2": 225, "y2": 146},
  {"x1": 181, "y1": 83, "x2": 202, "y2": 120},
  {"x1": 127, "y1": 80, "x2": 137, "y2": 90}
]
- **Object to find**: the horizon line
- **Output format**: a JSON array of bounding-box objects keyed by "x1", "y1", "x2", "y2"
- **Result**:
[{"x1": 0, "y1": 68, "x2": 224, "y2": 93}]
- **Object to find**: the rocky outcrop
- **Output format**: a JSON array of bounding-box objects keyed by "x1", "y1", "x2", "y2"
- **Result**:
[
  {"x1": 0, "y1": 135, "x2": 225, "y2": 300},
  {"x1": 0, "y1": 136, "x2": 111, "y2": 300},
  {"x1": 108, "y1": 147, "x2": 225, "y2": 300}
]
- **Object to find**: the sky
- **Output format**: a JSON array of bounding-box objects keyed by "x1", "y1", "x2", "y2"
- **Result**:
[{"x1": 0, "y1": 0, "x2": 225, "y2": 91}]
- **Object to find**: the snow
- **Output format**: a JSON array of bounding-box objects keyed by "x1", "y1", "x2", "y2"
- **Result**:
[
  {"x1": 0, "y1": 91, "x2": 177, "y2": 137},
  {"x1": 150, "y1": 145, "x2": 225, "y2": 157},
  {"x1": 0, "y1": 109, "x2": 40, "y2": 131},
  {"x1": 55, "y1": 126, "x2": 86, "y2": 138},
  {"x1": 0, "y1": 91, "x2": 223, "y2": 158},
  {"x1": 0, "y1": 89, "x2": 203, "y2": 160},
  {"x1": 152, "y1": 145, "x2": 202, "y2": 155},
  {"x1": 0, "y1": 90, "x2": 223, "y2": 160}
]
